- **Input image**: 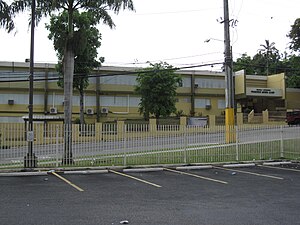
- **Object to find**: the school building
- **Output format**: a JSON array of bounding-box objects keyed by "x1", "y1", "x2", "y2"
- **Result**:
[{"x1": 0, "y1": 61, "x2": 299, "y2": 124}]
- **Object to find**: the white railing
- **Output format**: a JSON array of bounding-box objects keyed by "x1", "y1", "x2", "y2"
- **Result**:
[{"x1": 0, "y1": 123, "x2": 299, "y2": 169}]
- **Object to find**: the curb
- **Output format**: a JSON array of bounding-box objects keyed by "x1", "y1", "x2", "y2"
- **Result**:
[
  {"x1": 64, "y1": 170, "x2": 109, "y2": 175},
  {"x1": 0, "y1": 171, "x2": 48, "y2": 177},
  {"x1": 175, "y1": 165, "x2": 213, "y2": 170},
  {"x1": 123, "y1": 168, "x2": 163, "y2": 173},
  {"x1": 263, "y1": 161, "x2": 292, "y2": 166},
  {"x1": 223, "y1": 163, "x2": 256, "y2": 168}
]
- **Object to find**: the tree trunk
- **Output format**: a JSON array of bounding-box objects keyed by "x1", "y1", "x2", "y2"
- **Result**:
[
  {"x1": 63, "y1": 7, "x2": 75, "y2": 165},
  {"x1": 79, "y1": 81, "x2": 85, "y2": 124},
  {"x1": 63, "y1": 42, "x2": 75, "y2": 165}
]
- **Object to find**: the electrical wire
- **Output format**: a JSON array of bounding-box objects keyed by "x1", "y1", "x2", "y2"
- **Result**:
[{"x1": 0, "y1": 62, "x2": 224, "y2": 83}]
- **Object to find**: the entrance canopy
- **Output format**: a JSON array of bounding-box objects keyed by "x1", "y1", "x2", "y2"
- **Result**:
[{"x1": 22, "y1": 115, "x2": 64, "y2": 122}]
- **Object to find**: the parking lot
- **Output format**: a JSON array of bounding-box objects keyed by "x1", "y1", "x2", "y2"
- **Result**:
[{"x1": 0, "y1": 163, "x2": 300, "y2": 225}]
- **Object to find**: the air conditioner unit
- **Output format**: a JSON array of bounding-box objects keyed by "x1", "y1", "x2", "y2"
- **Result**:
[
  {"x1": 8, "y1": 99, "x2": 14, "y2": 105},
  {"x1": 101, "y1": 107, "x2": 109, "y2": 114},
  {"x1": 50, "y1": 107, "x2": 57, "y2": 114},
  {"x1": 86, "y1": 108, "x2": 94, "y2": 115},
  {"x1": 205, "y1": 105, "x2": 211, "y2": 110}
]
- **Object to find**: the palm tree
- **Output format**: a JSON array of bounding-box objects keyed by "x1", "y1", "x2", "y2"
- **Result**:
[
  {"x1": 259, "y1": 40, "x2": 278, "y2": 75},
  {"x1": 4, "y1": 0, "x2": 135, "y2": 164},
  {"x1": 47, "y1": 10, "x2": 104, "y2": 125},
  {"x1": 0, "y1": 0, "x2": 14, "y2": 32}
]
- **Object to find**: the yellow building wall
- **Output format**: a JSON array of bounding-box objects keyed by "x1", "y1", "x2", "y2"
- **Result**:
[
  {"x1": 286, "y1": 88, "x2": 300, "y2": 110},
  {"x1": 0, "y1": 62, "x2": 290, "y2": 124},
  {"x1": 246, "y1": 79, "x2": 267, "y2": 87},
  {"x1": 267, "y1": 73, "x2": 285, "y2": 99},
  {"x1": 235, "y1": 73, "x2": 245, "y2": 95}
]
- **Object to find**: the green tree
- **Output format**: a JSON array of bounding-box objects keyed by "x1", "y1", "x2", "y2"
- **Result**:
[
  {"x1": 0, "y1": 1, "x2": 14, "y2": 32},
  {"x1": 5, "y1": 0, "x2": 134, "y2": 164},
  {"x1": 284, "y1": 55, "x2": 300, "y2": 88},
  {"x1": 287, "y1": 18, "x2": 300, "y2": 88},
  {"x1": 47, "y1": 10, "x2": 104, "y2": 124},
  {"x1": 233, "y1": 53, "x2": 255, "y2": 74},
  {"x1": 135, "y1": 62, "x2": 182, "y2": 119},
  {"x1": 234, "y1": 41, "x2": 281, "y2": 76},
  {"x1": 288, "y1": 18, "x2": 300, "y2": 51}
]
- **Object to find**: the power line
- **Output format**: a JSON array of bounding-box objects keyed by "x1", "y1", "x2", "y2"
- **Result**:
[{"x1": 0, "y1": 62, "x2": 224, "y2": 83}]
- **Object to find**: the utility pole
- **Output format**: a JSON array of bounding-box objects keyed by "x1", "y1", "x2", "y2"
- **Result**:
[
  {"x1": 223, "y1": 0, "x2": 235, "y2": 143},
  {"x1": 24, "y1": 0, "x2": 37, "y2": 168}
]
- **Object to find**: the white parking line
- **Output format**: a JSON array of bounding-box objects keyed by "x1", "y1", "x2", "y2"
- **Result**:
[
  {"x1": 51, "y1": 172, "x2": 84, "y2": 192},
  {"x1": 258, "y1": 165, "x2": 300, "y2": 172},
  {"x1": 109, "y1": 170, "x2": 162, "y2": 188},
  {"x1": 164, "y1": 168, "x2": 228, "y2": 184},
  {"x1": 214, "y1": 167, "x2": 284, "y2": 180}
]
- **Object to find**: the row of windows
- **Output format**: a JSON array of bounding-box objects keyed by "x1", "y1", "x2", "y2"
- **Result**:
[
  {"x1": 0, "y1": 94, "x2": 226, "y2": 109},
  {"x1": 1, "y1": 71, "x2": 225, "y2": 89},
  {"x1": 100, "y1": 76, "x2": 226, "y2": 89},
  {"x1": 0, "y1": 94, "x2": 141, "y2": 107},
  {"x1": 181, "y1": 77, "x2": 225, "y2": 88}
]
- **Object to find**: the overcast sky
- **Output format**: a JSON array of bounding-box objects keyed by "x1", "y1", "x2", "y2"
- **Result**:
[{"x1": 0, "y1": 0, "x2": 299, "y2": 71}]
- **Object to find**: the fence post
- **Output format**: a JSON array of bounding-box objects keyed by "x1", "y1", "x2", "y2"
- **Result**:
[
  {"x1": 56, "y1": 125, "x2": 59, "y2": 167},
  {"x1": 209, "y1": 115, "x2": 216, "y2": 127},
  {"x1": 280, "y1": 125, "x2": 284, "y2": 158},
  {"x1": 235, "y1": 125, "x2": 239, "y2": 161},
  {"x1": 180, "y1": 116, "x2": 186, "y2": 129},
  {"x1": 184, "y1": 126, "x2": 187, "y2": 164},
  {"x1": 95, "y1": 123, "x2": 103, "y2": 141},
  {"x1": 123, "y1": 124, "x2": 127, "y2": 166},
  {"x1": 117, "y1": 121, "x2": 125, "y2": 140},
  {"x1": 149, "y1": 118, "x2": 157, "y2": 134},
  {"x1": 36, "y1": 123, "x2": 44, "y2": 145},
  {"x1": 236, "y1": 112, "x2": 243, "y2": 125},
  {"x1": 180, "y1": 117, "x2": 187, "y2": 164}
]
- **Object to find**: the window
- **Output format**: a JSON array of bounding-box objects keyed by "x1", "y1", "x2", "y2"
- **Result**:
[
  {"x1": 100, "y1": 95, "x2": 140, "y2": 107},
  {"x1": 195, "y1": 99, "x2": 211, "y2": 108},
  {"x1": 181, "y1": 77, "x2": 191, "y2": 87},
  {"x1": 100, "y1": 75, "x2": 137, "y2": 86},
  {"x1": 218, "y1": 99, "x2": 226, "y2": 109},
  {"x1": 0, "y1": 94, "x2": 44, "y2": 105},
  {"x1": 194, "y1": 78, "x2": 225, "y2": 89}
]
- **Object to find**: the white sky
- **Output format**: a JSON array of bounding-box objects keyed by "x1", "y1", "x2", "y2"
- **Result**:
[{"x1": 0, "y1": 0, "x2": 299, "y2": 71}]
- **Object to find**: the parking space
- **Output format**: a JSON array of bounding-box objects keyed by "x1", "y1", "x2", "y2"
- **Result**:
[{"x1": 1, "y1": 163, "x2": 300, "y2": 225}]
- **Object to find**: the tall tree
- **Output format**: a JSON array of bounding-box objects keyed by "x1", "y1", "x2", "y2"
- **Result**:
[
  {"x1": 5, "y1": 0, "x2": 134, "y2": 164},
  {"x1": 135, "y1": 62, "x2": 182, "y2": 119},
  {"x1": 287, "y1": 18, "x2": 300, "y2": 88},
  {"x1": 258, "y1": 40, "x2": 279, "y2": 75},
  {"x1": 47, "y1": 10, "x2": 104, "y2": 124},
  {"x1": 288, "y1": 18, "x2": 300, "y2": 52}
]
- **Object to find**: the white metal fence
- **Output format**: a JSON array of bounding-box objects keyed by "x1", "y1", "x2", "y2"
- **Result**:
[{"x1": 0, "y1": 123, "x2": 299, "y2": 169}]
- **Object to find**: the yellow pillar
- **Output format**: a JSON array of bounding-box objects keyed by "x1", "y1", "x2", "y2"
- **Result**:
[
  {"x1": 95, "y1": 123, "x2": 103, "y2": 141},
  {"x1": 262, "y1": 109, "x2": 269, "y2": 124},
  {"x1": 149, "y1": 118, "x2": 157, "y2": 134},
  {"x1": 236, "y1": 112, "x2": 243, "y2": 125},
  {"x1": 209, "y1": 115, "x2": 216, "y2": 127},
  {"x1": 180, "y1": 117, "x2": 187, "y2": 132},
  {"x1": 225, "y1": 108, "x2": 236, "y2": 143},
  {"x1": 34, "y1": 123, "x2": 44, "y2": 144},
  {"x1": 72, "y1": 124, "x2": 80, "y2": 142},
  {"x1": 117, "y1": 121, "x2": 125, "y2": 140}
]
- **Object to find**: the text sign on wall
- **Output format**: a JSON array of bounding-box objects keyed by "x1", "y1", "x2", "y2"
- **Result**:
[{"x1": 246, "y1": 88, "x2": 282, "y2": 97}]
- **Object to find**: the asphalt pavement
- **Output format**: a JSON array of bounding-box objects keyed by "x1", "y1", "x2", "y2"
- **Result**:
[{"x1": 0, "y1": 163, "x2": 300, "y2": 225}]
